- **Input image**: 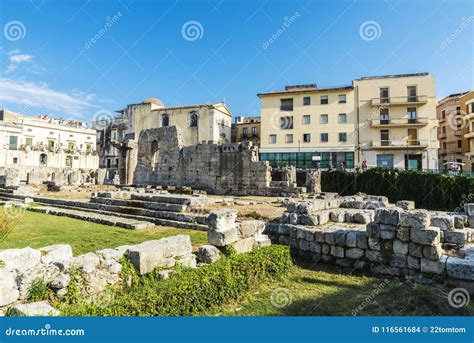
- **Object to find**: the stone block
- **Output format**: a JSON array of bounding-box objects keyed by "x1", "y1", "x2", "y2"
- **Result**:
[
  {"x1": 10, "y1": 301, "x2": 60, "y2": 316},
  {"x1": 366, "y1": 250, "x2": 382, "y2": 262},
  {"x1": 289, "y1": 213, "x2": 299, "y2": 225},
  {"x1": 309, "y1": 242, "x2": 321, "y2": 254},
  {"x1": 400, "y1": 210, "x2": 430, "y2": 229},
  {"x1": 280, "y1": 213, "x2": 290, "y2": 224},
  {"x1": 396, "y1": 200, "x2": 415, "y2": 210},
  {"x1": 390, "y1": 254, "x2": 407, "y2": 268},
  {"x1": 318, "y1": 211, "x2": 330, "y2": 225},
  {"x1": 453, "y1": 215, "x2": 466, "y2": 229},
  {"x1": 334, "y1": 230, "x2": 347, "y2": 246},
  {"x1": 300, "y1": 214, "x2": 319, "y2": 226},
  {"x1": 330, "y1": 245, "x2": 344, "y2": 258},
  {"x1": 446, "y1": 257, "x2": 474, "y2": 280},
  {"x1": 50, "y1": 274, "x2": 70, "y2": 289},
  {"x1": 176, "y1": 254, "x2": 197, "y2": 268},
  {"x1": 207, "y1": 209, "x2": 237, "y2": 231},
  {"x1": 346, "y1": 248, "x2": 365, "y2": 259},
  {"x1": 374, "y1": 208, "x2": 401, "y2": 226},
  {"x1": 464, "y1": 203, "x2": 474, "y2": 216},
  {"x1": 195, "y1": 245, "x2": 221, "y2": 264},
  {"x1": 39, "y1": 244, "x2": 73, "y2": 265},
  {"x1": 408, "y1": 243, "x2": 423, "y2": 258},
  {"x1": 368, "y1": 238, "x2": 381, "y2": 251},
  {"x1": 0, "y1": 268, "x2": 20, "y2": 307},
  {"x1": 420, "y1": 256, "x2": 447, "y2": 274},
  {"x1": 422, "y1": 244, "x2": 443, "y2": 261},
  {"x1": 72, "y1": 252, "x2": 100, "y2": 272},
  {"x1": 321, "y1": 243, "x2": 330, "y2": 255},
  {"x1": 393, "y1": 240, "x2": 409, "y2": 255},
  {"x1": 208, "y1": 227, "x2": 239, "y2": 246},
  {"x1": 380, "y1": 224, "x2": 397, "y2": 239},
  {"x1": 298, "y1": 239, "x2": 310, "y2": 252},
  {"x1": 330, "y1": 210, "x2": 345, "y2": 222},
  {"x1": 370, "y1": 265, "x2": 401, "y2": 276},
  {"x1": 366, "y1": 223, "x2": 380, "y2": 238},
  {"x1": 396, "y1": 227, "x2": 410, "y2": 241},
  {"x1": 314, "y1": 230, "x2": 325, "y2": 243},
  {"x1": 410, "y1": 227, "x2": 440, "y2": 245},
  {"x1": 336, "y1": 258, "x2": 353, "y2": 268},
  {"x1": 407, "y1": 256, "x2": 420, "y2": 270},
  {"x1": 0, "y1": 247, "x2": 41, "y2": 271},
  {"x1": 239, "y1": 220, "x2": 265, "y2": 238},
  {"x1": 443, "y1": 230, "x2": 468, "y2": 245},
  {"x1": 430, "y1": 215, "x2": 454, "y2": 231},
  {"x1": 344, "y1": 212, "x2": 354, "y2": 223},
  {"x1": 353, "y1": 212, "x2": 372, "y2": 224},
  {"x1": 255, "y1": 235, "x2": 271, "y2": 248},
  {"x1": 325, "y1": 231, "x2": 336, "y2": 245}
]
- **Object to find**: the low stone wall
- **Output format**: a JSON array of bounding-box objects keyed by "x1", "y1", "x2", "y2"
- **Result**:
[
  {"x1": 0, "y1": 166, "x2": 97, "y2": 187},
  {"x1": 265, "y1": 198, "x2": 474, "y2": 284}
]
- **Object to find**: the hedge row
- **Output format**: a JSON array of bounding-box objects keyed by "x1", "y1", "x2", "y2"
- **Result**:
[
  {"x1": 321, "y1": 168, "x2": 474, "y2": 211},
  {"x1": 57, "y1": 245, "x2": 293, "y2": 316}
]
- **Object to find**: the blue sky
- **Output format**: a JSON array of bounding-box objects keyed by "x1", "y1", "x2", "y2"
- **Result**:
[{"x1": 0, "y1": 0, "x2": 473, "y2": 123}]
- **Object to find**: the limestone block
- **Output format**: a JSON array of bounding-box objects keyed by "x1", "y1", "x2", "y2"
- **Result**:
[
  {"x1": 380, "y1": 225, "x2": 397, "y2": 239},
  {"x1": 309, "y1": 242, "x2": 321, "y2": 254},
  {"x1": 16, "y1": 264, "x2": 60, "y2": 299},
  {"x1": 176, "y1": 254, "x2": 197, "y2": 268},
  {"x1": 374, "y1": 208, "x2": 402, "y2": 226},
  {"x1": 400, "y1": 210, "x2": 430, "y2": 229},
  {"x1": 396, "y1": 200, "x2": 415, "y2": 210},
  {"x1": 96, "y1": 248, "x2": 123, "y2": 262},
  {"x1": 422, "y1": 244, "x2": 443, "y2": 261},
  {"x1": 336, "y1": 258, "x2": 353, "y2": 268},
  {"x1": 39, "y1": 245, "x2": 73, "y2": 265},
  {"x1": 207, "y1": 209, "x2": 237, "y2": 231},
  {"x1": 390, "y1": 254, "x2": 407, "y2": 268},
  {"x1": 0, "y1": 247, "x2": 41, "y2": 271},
  {"x1": 50, "y1": 273, "x2": 70, "y2": 289},
  {"x1": 325, "y1": 231, "x2": 336, "y2": 245},
  {"x1": 208, "y1": 227, "x2": 239, "y2": 247},
  {"x1": 232, "y1": 237, "x2": 256, "y2": 253},
  {"x1": 464, "y1": 203, "x2": 474, "y2": 216},
  {"x1": 407, "y1": 256, "x2": 420, "y2": 270},
  {"x1": 280, "y1": 212, "x2": 290, "y2": 224},
  {"x1": 420, "y1": 256, "x2": 447, "y2": 274},
  {"x1": 410, "y1": 227, "x2": 440, "y2": 245},
  {"x1": 10, "y1": 301, "x2": 60, "y2": 316},
  {"x1": 353, "y1": 212, "x2": 372, "y2": 224},
  {"x1": 318, "y1": 211, "x2": 330, "y2": 225},
  {"x1": 366, "y1": 250, "x2": 382, "y2": 262},
  {"x1": 321, "y1": 244, "x2": 330, "y2": 255},
  {"x1": 0, "y1": 268, "x2": 20, "y2": 307},
  {"x1": 255, "y1": 234, "x2": 271, "y2": 248},
  {"x1": 289, "y1": 213, "x2": 299, "y2": 225},
  {"x1": 396, "y1": 227, "x2": 410, "y2": 242},
  {"x1": 453, "y1": 215, "x2": 466, "y2": 229},
  {"x1": 196, "y1": 245, "x2": 221, "y2": 264},
  {"x1": 239, "y1": 220, "x2": 265, "y2": 238},
  {"x1": 346, "y1": 248, "x2": 364, "y2": 259},
  {"x1": 297, "y1": 202, "x2": 312, "y2": 214},
  {"x1": 314, "y1": 230, "x2": 325, "y2": 243},
  {"x1": 443, "y1": 230, "x2": 468, "y2": 245},
  {"x1": 370, "y1": 265, "x2": 401, "y2": 276},
  {"x1": 334, "y1": 230, "x2": 347, "y2": 246},
  {"x1": 330, "y1": 210, "x2": 345, "y2": 222},
  {"x1": 330, "y1": 245, "x2": 344, "y2": 258},
  {"x1": 430, "y1": 215, "x2": 454, "y2": 231},
  {"x1": 73, "y1": 252, "x2": 100, "y2": 273},
  {"x1": 446, "y1": 257, "x2": 474, "y2": 280},
  {"x1": 298, "y1": 239, "x2": 310, "y2": 252},
  {"x1": 393, "y1": 240, "x2": 409, "y2": 255},
  {"x1": 300, "y1": 214, "x2": 319, "y2": 226},
  {"x1": 344, "y1": 212, "x2": 354, "y2": 223},
  {"x1": 408, "y1": 243, "x2": 423, "y2": 258},
  {"x1": 366, "y1": 223, "x2": 380, "y2": 238},
  {"x1": 368, "y1": 238, "x2": 381, "y2": 251}
]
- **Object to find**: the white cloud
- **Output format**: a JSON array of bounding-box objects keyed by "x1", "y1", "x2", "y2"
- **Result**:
[
  {"x1": 4, "y1": 49, "x2": 43, "y2": 74},
  {"x1": 0, "y1": 78, "x2": 97, "y2": 117}
]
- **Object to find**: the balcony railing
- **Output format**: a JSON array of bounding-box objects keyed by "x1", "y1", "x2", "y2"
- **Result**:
[
  {"x1": 371, "y1": 139, "x2": 429, "y2": 149},
  {"x1": 240, "y1": 134, "x2": 259, "y2": 139},
  {"x1": 371, "y1": 95, "x2": 428, "y2": 106},
  {"x1": 370, "y1": 117, "x2": 428, "y2": 127}
]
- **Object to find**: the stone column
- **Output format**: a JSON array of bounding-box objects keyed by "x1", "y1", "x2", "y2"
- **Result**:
[{"x1": 125, "y1": 139, "x2": 138, "y2": 185}]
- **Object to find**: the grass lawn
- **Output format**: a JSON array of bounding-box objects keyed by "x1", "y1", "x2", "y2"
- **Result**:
[
  {"x1": 216, "y1": 264, "x2": 474, "y2": 316},
  {"x1": 0, "y1": 211, "x2": 207, "y2": 255}
]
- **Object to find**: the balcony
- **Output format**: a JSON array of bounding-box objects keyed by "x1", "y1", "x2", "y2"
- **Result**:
[
  {"x1": 371, "y1": 139, "x2": 429, "y2": 150},
  {"x1": 370, "y1": 117, "x2": 429, "y2": 127},
  {"x1": 465, "y1": 131, "x2": 474, "y2": 139},
  {"x1": 371, "y1": 95, "x2": 428, "y2": 107},
  {"x1": 438, "y1": 132, "x2": 447, "y2": 139},
  {"x1": 454, "y1": 129, "x2": 463, "y2": 136},
  {"x1": 240, "y1": 134, "x2": 259, "y2": 140}
]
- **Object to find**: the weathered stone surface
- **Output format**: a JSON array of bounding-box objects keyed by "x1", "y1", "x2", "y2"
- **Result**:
[
  {"x1": 422, "y1": 245, "x2": 443, "y2": 261},
  {"x1": 255, "y1": 234, "x2": 271, "y2": 248},
  {"x1": 370, "y1": 265, "x2": 401, "y2": 276},
  {"x1": 334, "y1": 230, "x2": 347, "y2": 246},
  {"x1": 39, "y1": 244, "x2": 73, "y2": 265},
  {"x1": 396, "y1": 227, "x2": 410, "y2": 241},
  {"x1": 298, "y1": 239, "x2": 310, "y2": 251},
  {"x1": 239, "y1": 220, "x2": 265, "y2": 238},
  {"x1": 396, "y1": 200, "x2": 415, "y2": 211},
  {"x1": 446, "y1": 257, "x2": 474, "y2": 280},
  {"x1": 309, "y1": 242, "x2": 322, "y2": 254},
  {"x1": 0, "y1": 268, "x2": 20, "y2": 306},
  {"x1": 393, "y1": 240, "x2": 409, "y2": 255},
  {"x1": 330, "y1": 210, "x2": 345, "y2": 222},
  {"x1": 10, "y1": 301, "x2": 60, "y2": 316},
  {"x1": 366, "y1": 223, "x2": 380, "y2": 238},
  {"x1": 297, "y1": 202, "x2": 313, "y2": 214},
  {"x1": 390, "y1": 254, "x2": 407, "y2": 268},
  {"x1": 321, "y1": 243, "x2": 330, "y2": 255},
  {"x1": 430, "y1": 215, "x2": 454, "y2": 231},
  {"x1": 464, "y1": 203, "x2": 474, "y2": 216},
  {"x1": 400, "y1": 210, "x2": 430, "y2": 229},
  {"x1": 380, "y1": 224, "x2": 396, "y2": 239},
  {"x1": 289, "y1": 213, "x2": 299, "y2": 225},
  {"x1": 208, "y1": 227, "x2": 239, "y2": 246},
  {"x1": 420, "y1": 256, "x2": 447, "y2": 274},
  {"x1": 336, "y1": 258, "x2": 353, "y2": 268},
  {"x1": 195, "y1": 245, "x2": 221, "y2": 264},
  {"x1": 318, "y1": 211, "x2": 330, "y2": 225},
  {"x1": 96, "y1": 248, "x2": 123, "y2": 262},
  {"x1": 176, "y1": 254, "x2": 197, "y2": 268},
  {"x1": 330, "y1": 245, "x2": 344, "y2": 258},
  {"x1": 0, "y1": 247, "x2": 41, "y2": 271},
  {"x1": 50, "y1": 273, "x2": 70, "y2": 289},
  {"x1": 407, "y1": 256, "x2": 420, "y2": 269},
  {"x1": 444, "y1": 230, "x2": 468, "y2": 245},
  {"x1": 353, "y1": 212, "x2": 372, "y2": 224},
  {"x1": 126, "y1": 235, "x2": 192, "y2": 275},
  {"x1": 207, "y1": 209, "x2": 237, "y2": 231},
  {"x1": 344, "y1": 212, "x2": 354, "y2": 223},
  {"x1": 325, "y1": 231, "x2": 336, "y2": 245},
  {"x1": 368, "y1": 238, "x2": 381, "y2": 251},
  {"x1": 366, "y1": 250, "x2": 382, "y2": 262},
  {"x1": 374, "y1": 208, "x2": 401, "y2": 226},
  {"x1": 300, "y1": 214, "x2": 319, "y2": 226},
  {"x1": 410, "y1": 227, "x2": 440, "y2": 245},
  {"x1": 408, "y1": 243, "x2": 423, "y2": 258},
  {"x1": 73, "y1": 252, "x2": 100, "y2": 273},
  {"x1": 346, "y1": 248, "x2": 364, "y2": 259},
  {"x1": 231, "y1": 237, "x2": 256, "y2": 253}
]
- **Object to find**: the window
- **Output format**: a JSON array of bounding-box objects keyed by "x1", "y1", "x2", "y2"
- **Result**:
[
  {"x1": 442, "y1": 126, "x2": 446, "y2": 133},
  {"x1": 280, "y1": 98, "x2": 293, "y2": 111},
  {"x1": 380, "y1": 129, "x2": 390, "y2": 146},
  {"x1": 303, "y1": 97, "x2": 311, "y2": 106},
  {"x1": 86, "y1": 143, "x2": 92, "y2": 154},
  {"x1": 8, "y1": 136, "x2": 17, "y2": 150},
  {"x1": 269, "y1": 135, "x2": 277, "y2": 144},
  {"x1": 443, "y1": 142, "x2": 447, "y2": 149},
  {"x1": 338, "y1": 94, "x2": 346, "y2": 103},
  {"x1": 12, "y1": 158, "x2": 18, "y2": 164},
  {"x1": 441, "y1": 110, "x2": 446, "y2": 119},
  {"x1": 407, "y1": 86, "x2": 417, "y2": 102},
  {"x1": 189, "y1": 111, "x2": 199, "y2": 127},
  {"x1": 339, "y1": 132, "x2": 347, "y2": 142},
  {"x1": 65, "y1": 155, "x2": 73, "y2": 167},
  {"x1": 67, "y1": 141, "x2": 75, "y2": 152},
  {"x1": 242, "y1": 127, "x2": 248, "y2": 137},
  {"x1": 407, "y1": 107, "x2": 417, "y2": 122},
  {"x1": 303, "y1": 133, "x2": 311, "y2": 142},
  {"x1": 302, "y1": 115, "x2": 311, "y2": 125},
  {"x1": 320, "y1": 133, "x2": 328, "y2": 142},
  {"x1": 162, "y1": 114, "x2": 169, "y2": 127},
  {"x1": 470, "y1": 103, "x2": 474, "y2": 113},
  {"x1": 252, "y1": 127, "x2": 257, "y2": 136},
  {"x1": 338, "y1": 113, "x2": 347, "y2": 123},
  {"x1": 320, "y1": 114, "x2": 328, "y2": 124},
  {"x1": 48, "y1": 140, "x2": 55, "y2": 152},
  {"x1": 25, "y1": 137, "x2": 33, "y2": 147},
  {"x1": 456, "y1": 106, "x2": 461, "y2": 115},
  {"x1": 377, "y1": 154, "x2": 394, "y2": 168},
  {"x1": 286, "y1": 134, "x2": 293, "y2": 143},
  {"x1": 111, "y1": 130, "x2": 117, "y2": 141},
  {"x1": 380, "y1": 108, "x2": 390, "y2": 124},
  {"x1": 380, "y1": 88, "x2": 389, "y2": 103},
  {"x1": 458, "y1": 140, "x2": 462, "y2": 148},
  {"x1": 280, "y1": 116, "x2": 293, "y2": 129},
  {"x1": 320, "y1": 95, "x2": 328, "y2": 105},
  {"x1": 39, "y1": 153, "x2": 48, "y2": 166}
]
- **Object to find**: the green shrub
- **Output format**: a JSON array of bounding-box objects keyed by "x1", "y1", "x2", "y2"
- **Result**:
[
  {"x1": 322, "y1": 168, "x2": 474, "y2": 211},
  {"x1": 56, "y1": 245, "x2": 293, "y2": 316},
  {"x1": 27, "y1": 279, "x2": 51, "y2": 302}
]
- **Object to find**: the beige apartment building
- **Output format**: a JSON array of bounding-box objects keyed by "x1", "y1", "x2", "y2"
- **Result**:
[
  {"x1": 461, "y1": 91, "x2": 474, "y2": 172},
  {"x1": 259, "y1": 73, "x2": 439, "y2": 170},
  {"x1": 436, "y1": 92, "x2": 469, "y2": 170},
  {"x1": 232, "y1": 116, "x2": 261, "y2": 146},
  {"x1": 258, "y1": 84, "x2": 356, "y2": 169}
]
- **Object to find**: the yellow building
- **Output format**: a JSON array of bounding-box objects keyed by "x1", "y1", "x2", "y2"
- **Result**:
[
  {"x1": 258, "y1": 73, "x2": 439, "y2": 170},
  {"x1": 233, "y1": 116, "x2": 261, "y2": 146},
  {"x1": 461, "y1": 91, "x2": 474, "y2": 172},
  {"x1": 354, "y1": 73, "x2": 438, "y2": 170},
  {"x1": 436, "y1": 92, "x2": 469, "y2": 170},
  {"x1": 258, "y1": 84, "x2": 355, "y2": 169}
]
